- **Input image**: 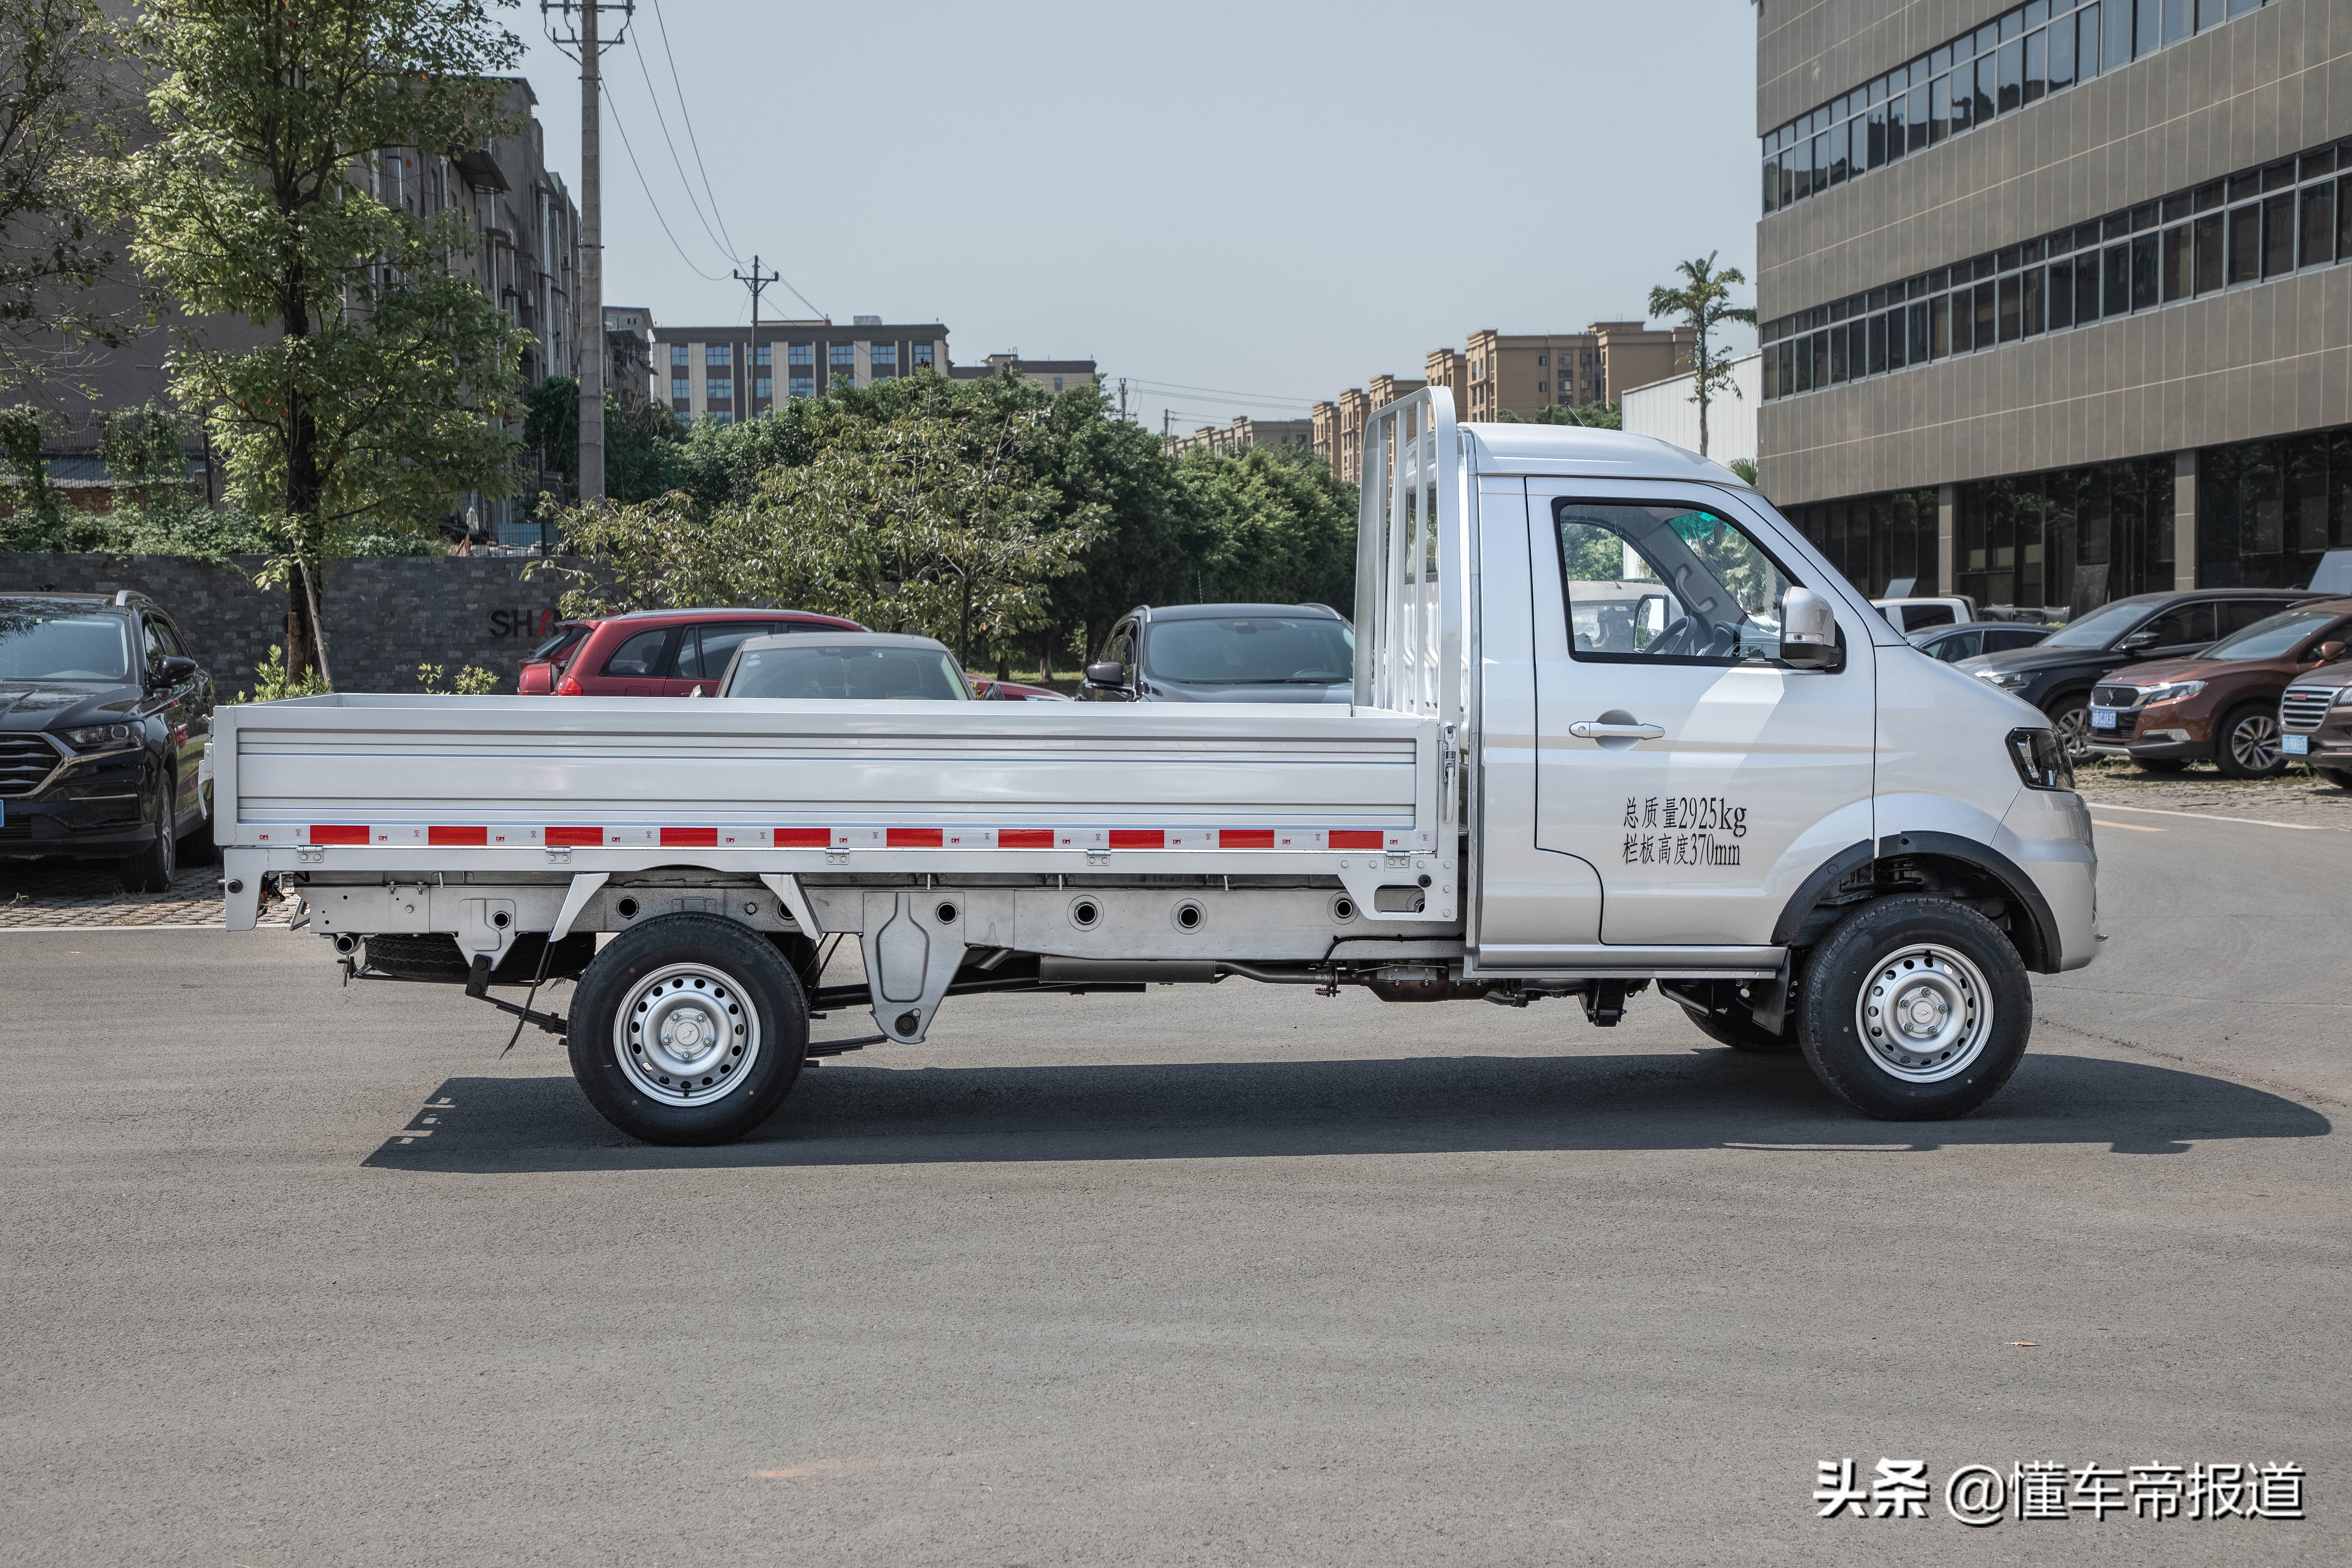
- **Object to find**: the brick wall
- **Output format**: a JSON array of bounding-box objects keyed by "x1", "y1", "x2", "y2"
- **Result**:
[{"x1": 0, "y1": 553, "x2": 579, "y2": 693}]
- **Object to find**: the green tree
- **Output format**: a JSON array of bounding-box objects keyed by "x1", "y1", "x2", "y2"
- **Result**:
[
  {"x1": 1174, "y1": 444, "x2": 1357, "y2": 611},
  {"x1": 523, "y1": 376, "x2": 686, "y2": 505},
  {"x1": 81, "y1": 0, "x2": 533, "y2": 685},
  {"x1": 1646, "y1": 251, "x2": 1756, "y2": 458},
  {"x1": 1, "y1": 0, "x2": 139, "y2": 391}
]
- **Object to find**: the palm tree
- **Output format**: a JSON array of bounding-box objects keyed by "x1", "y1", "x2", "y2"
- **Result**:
[{"x1": 1646, "y1": 252, "x2": 1757, "y2": 458}]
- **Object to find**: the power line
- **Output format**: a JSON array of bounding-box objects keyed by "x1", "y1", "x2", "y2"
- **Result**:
[
  {"x1": 1128, "y1": 376, "x2": 1318, "y2": 404},
  {"x1": 606, "y1": 93, "x2": 726, "y2": 281},
  {"x1": 627, "y1": 7, "x2": 739, "y2": 264},
  {"x1": 648, "y1": 0, "x2": 740, "y2": 261}
]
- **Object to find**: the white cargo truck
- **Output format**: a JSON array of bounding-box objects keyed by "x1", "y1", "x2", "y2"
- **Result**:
[{"x1": 215, "y1": 391, "x2": 2097, "y2": 1144}]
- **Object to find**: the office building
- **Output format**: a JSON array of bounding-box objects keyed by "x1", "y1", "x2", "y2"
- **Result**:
[
  {"x1": 1757, "y1": 0, "x2": 2352, "y2": 610},
  {"x1": 647, "y1": 320, "x2": 949, "y2": 424},
  {"x1": 948, "y1": 353, "x2": 1099, "y2": 394}
]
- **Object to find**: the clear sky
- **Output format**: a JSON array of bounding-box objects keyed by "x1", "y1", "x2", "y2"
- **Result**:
[{"x1": 512, "y1": 0, "x2": 1759, "y2": 433}]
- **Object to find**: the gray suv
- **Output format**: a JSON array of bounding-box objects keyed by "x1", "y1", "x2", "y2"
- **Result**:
[{"x1": 1080, "y1": 603, "x2": 1355, "y2": 704}]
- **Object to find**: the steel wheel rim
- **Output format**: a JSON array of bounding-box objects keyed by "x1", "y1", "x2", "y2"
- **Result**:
[
  {"x1": 2055, "y1": 706, "x2": 2093, "y2": 760},
  {"x1": 614, "y1": 961, "x2": 760, "y2": 1106},
  {"x1": 1854, "y1": 943, "x2": 1994, "y2": 1083},
  {"x1": 2230, "y1": 713, "x2": 2280, "y2": 772}
]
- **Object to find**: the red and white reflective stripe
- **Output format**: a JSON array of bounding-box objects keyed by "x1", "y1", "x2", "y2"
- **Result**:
[{"x1": 283, "y1": 823, "x2": 1427, "y2": 851}]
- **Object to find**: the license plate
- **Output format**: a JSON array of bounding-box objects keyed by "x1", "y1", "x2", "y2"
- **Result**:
[
  {"x1": 2283, "y1": 733, "x2": 2309, "y2": 755},
  {"x1": 2090, "y1": 708, "x2": 2118, "y2": 729}
]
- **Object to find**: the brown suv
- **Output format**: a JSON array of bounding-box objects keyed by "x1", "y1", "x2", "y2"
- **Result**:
[
  {"x1": 2281, "y1": 664, "x2": 2352, "y2": 788},
  {"x1": 2087, "y1": 597, "x2": 2352, "y2": 777}
]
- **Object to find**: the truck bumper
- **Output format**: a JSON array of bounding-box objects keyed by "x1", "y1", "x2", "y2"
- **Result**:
[{"x1": 1999, "y1": 789, "x2": 2100, "y2": 972}]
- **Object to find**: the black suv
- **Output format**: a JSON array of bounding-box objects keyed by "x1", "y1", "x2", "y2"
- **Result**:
[
  {"x1": 0, "y1": 592, "x2": 216, "y2": 890},
  {"x1": 1955, "y1": 588, "x2": 2319, "y2": 758},
  {"x1": 1080, "y1": 603, "x2": 1355, "y2": 704}
]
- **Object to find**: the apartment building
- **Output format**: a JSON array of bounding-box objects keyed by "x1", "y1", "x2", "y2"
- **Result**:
[
  {"x1": 1163, "y1": 416, "x2": 1316, "y2": 458},
  {"x1": 1757, "y1": 0, "x2": 2352, "y2": 608},
  {"x1": 648, "y1": 319, "x2": 950, "y2": 424},
  {"x1": 1460, "y1": 324, "x2": 1696, "y2": 422},
  {"x1": 603, "y1": 306, "x2": 654, "y2": 405}
]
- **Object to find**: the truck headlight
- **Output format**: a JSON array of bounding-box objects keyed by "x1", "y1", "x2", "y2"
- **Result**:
[
  {"x1": 1976, "y1": 670, "x2": 2032, "y2": 690},
  {"x1": 2007, "y1": 728, "x2": 2075, "y2": 791},
  {"x1": 62, "y1": 723, "x2": 138, "y2": 752}
]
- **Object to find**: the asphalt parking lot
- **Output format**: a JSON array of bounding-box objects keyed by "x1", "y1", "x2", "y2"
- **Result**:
[{"x1": 3, "y1": 806, "x2": 2346, "y2": 1566}]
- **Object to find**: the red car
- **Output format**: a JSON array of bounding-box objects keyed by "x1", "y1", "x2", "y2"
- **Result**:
[
  {"x1": 516, "y1": 620, "x2": 594, "y2": 694},
  {"x1": 542, "y1": 608, "x2": 867, "y2": 697}
]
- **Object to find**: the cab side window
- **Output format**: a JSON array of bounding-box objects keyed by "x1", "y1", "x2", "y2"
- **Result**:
[
  {"x1": 602, "y1": 626, "x2": 674, "y2": 677},
  {"x1": 1554, "y1": 500, "x2": 1799, "y2": 666}
]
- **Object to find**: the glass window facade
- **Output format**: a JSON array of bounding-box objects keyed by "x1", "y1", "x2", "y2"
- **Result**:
[
  {"x1": 1762, "y1": 141, "x2": 2351, "y2": 401},
  {"x1": 787, "y1": 343, "x2": 813, "y2": 366},
  {"x1": 829, "y1": 344, "x2": 855, "y2": 367},
  {"x1": 2199, "y1": 429, "x2": 2352, "y2": 588},
  {"x1": 913, "y1": 343, "x2": 934, "y2": 366},
  {"x1": 706, "y1": 344, "x2": 731, "y2": 366},
  {"x1": 1763, "y1": 0, "x2": 2273, "y2": 216}
]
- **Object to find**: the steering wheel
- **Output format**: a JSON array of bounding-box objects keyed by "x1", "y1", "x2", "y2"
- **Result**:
[{"x1": 1648, "y1": 615, "x2": 1738, "y2": 659}]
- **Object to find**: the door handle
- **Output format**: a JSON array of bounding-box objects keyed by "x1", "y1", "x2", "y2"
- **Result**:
[{"x1": 1569, "y1": 720, "x2": 1665, "y2": 741}]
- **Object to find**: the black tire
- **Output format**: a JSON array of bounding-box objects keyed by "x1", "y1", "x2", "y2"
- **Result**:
[
  {"x1": 567, "y1": 914, "x2": 808, "y2": 1145},
  {"x1": 1796, "y1": 894, "x2": 2032, "y2": 1121},
  {"x1": 1679, "y1": 1002, "x2": 1796, "y2": 1053},
  {"x1": 2046, "y1": 694, "x2": 2094, "y2": 762},
  {"x1": 2131, "y1": 757, "x2": 2188, "y2": 775},
  {"x1": 179, "y1": 780, "x2": 217, "y2": 865},
  {"x1": 2214, "y1": 702, "x2": 2286, "y2": 779},
  {"x1": 118, "y1": 773, "x2": 176, "y2": 894}
]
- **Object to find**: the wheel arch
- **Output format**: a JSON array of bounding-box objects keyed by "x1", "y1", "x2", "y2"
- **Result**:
[{"x1": 1770, "y1": 832, "x2": 2062, "y2": 975}]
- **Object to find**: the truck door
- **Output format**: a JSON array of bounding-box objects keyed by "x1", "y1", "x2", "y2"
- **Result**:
[{"x1": 1527, "y1": 482, "x2": 1876, "y2": 947}]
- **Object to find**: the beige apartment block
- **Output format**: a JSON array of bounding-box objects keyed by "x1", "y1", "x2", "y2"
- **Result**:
[
  {"x1": 1462, "y1": 323, "x2": 1696, "y2": 421},
  {"x1": 1424, "y1": 349, "x2": 1469, "y2": 417},
  {"x1": 1163, "y1": 416, "x2": 1316, "y2": 458},
  {"x1": 1311, "y1": 400, "x2": 1341, "y2": 471}
]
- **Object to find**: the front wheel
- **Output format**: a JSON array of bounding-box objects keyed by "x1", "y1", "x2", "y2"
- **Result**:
[
  {"x1": 1796, "y1": 895, "x2": 2031, "y2": 1121},
  {"x1": 567, "y1": 913, "x2": 810, "y2": 1144},
  {"x1": 119, "y1": 773, "x2": 176, "y2": 894},
  {"x1": 2215, "y1": 703, "x2": 2286, "y2": 779}
]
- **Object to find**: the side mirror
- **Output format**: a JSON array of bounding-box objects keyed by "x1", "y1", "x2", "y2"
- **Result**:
[
  {"x1": 1779, "y1": 587, "x2": 1842, "y2": 670},
  {"x1": 2119, "y1": 630, "x2": 2159, "y2": 650},
  {"x1": 1083, "y1": 660, "x2": 1126, "y2": 689},
  {"x1": 2314, "y1": 640, "x2": 2347, "y2": 664},
  {"x1": 153, "y1": 655, "x2": 200, "y2": 685}
]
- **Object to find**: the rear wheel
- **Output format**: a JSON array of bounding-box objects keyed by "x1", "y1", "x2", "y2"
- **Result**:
[
  {"x1": 2132, "y1": 756, "x2": 2188, "y2": 775},
  {"x1": 1796, "y1": 895, "x2": 2031, "y2": 1121},
  {"x1": 567, "y1": 914, "x2": 808, "y2": 1145},
  {"x1": 118, "y1": 774, "x2": 176, "y2": 894}
]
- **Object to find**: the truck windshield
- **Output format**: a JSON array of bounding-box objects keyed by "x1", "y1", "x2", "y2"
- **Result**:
[
  {"x1": 723, "y1": 643, "x2": 971, "y2": 701},
  {"x1": 1146, "y1": 617, "x2": 1354, "y2": 684},
  {"x1": 0, "y1": 609, "x2": 134, "y2": 681}
]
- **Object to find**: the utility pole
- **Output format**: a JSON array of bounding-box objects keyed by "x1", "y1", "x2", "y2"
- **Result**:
[
  {"x1": 543, "y1": 1, "x2": 634, "y2": 505},
  {"x1": 734, "y1": 255, "x2": 777, "y2": 409},
  {"x1": 1117, "y1": 377, "x2": 1129, "y2": 421}
]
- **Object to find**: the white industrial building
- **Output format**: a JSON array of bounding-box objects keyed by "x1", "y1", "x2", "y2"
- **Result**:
[{"x1": 1619, "y1": 353, "x2": 1760, "y2": 468}]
